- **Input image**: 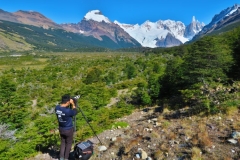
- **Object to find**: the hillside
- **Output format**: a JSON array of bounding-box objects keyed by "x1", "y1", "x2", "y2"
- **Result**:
[
  {"x1": 0, "y1": 20, "x2": 139, "y2": 52},
  {"x1": 0, "y1": 27, "x2": 34, "y2": 52}
]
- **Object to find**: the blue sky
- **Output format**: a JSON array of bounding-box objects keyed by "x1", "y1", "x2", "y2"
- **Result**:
[{"x1": 0, "y1": 0, "x2": 238, "y2": 25}]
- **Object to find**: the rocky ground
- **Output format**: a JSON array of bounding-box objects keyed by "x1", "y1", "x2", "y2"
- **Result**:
[{"x1": 31, "y1": 106, "x2": 240, "y2": 160}]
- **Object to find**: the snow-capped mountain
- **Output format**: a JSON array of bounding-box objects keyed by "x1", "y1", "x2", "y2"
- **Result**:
[
  {"x1": 0, "y1": 8, "x2": 206, "y2": 48},
  {"x1": 61, "y1": 10, "x2": 141, "y2": 48},
  {"x1": 60, "y1": 10, "x2": 205, "y2": 48},
  {"x1": 83, "y1": 10, "x2": 111, "y2": 23},
  {"x1": 210, "y1": 4, "x2": 240, "y2": 26},
  {"x1": 184, "y1": 16, "x2": 205, "y2": 39},
  {"x1": 115, "y1": 17, "x2": 204, "y2": 48},
  {"x1": 193, "y1": 4, "x2": 240, "y2": 40},
  {"x1": 1, "y1": 4, "x2": 239, "y2": 49}
]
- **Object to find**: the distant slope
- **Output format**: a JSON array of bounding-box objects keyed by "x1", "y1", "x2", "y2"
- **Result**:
[
  {"x1": 191, "y1": 4, "x2": 240, "y2": 42},
  {"x1": 0, "y1": 27, "x2": 34, "y2": 52},
  {"x1": 0, "y1": 9, "x2": 141, "y2": 51},
  {"x1": 0, "y1": 20, "x2": 139, "y2": 52}
]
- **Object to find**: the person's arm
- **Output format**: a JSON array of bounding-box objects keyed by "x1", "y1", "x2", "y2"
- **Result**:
[
  {"x1": 70, "y1": 99, "x2": 77, "y2": 116},
  {"x1": 70, "y1": 99, "x2": 76, "y2": 109}
]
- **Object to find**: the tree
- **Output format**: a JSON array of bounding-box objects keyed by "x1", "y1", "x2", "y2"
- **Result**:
[
  {"x1": 124, "y1": 63, "x2": 137, "y2": 79},
  {"x1": 182, "y1": 36, "x2": 232, "y2": 85},
  {"x1": 226, "y1": 27, "x2": 240, "y2": 80},
  {"x1": 84, "y1": 67, "x2": 103, "y2": 84},
  {"x1": 0, "y1": 77, "x2": 17, "y2": 106},
  {"x1": 148, "y1": 74, "x2": 161, "y2": 101}
]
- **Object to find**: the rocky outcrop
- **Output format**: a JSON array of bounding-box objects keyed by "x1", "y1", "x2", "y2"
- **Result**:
[
  {"x1": 156, "y1": 33, "x2": 183, "y2": 47},
  {"x1": 184, "y1": 16, "x2": 205, "y2": 39}
]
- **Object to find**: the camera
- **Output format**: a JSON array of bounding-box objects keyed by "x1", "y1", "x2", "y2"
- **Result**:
[{"x1": 71, "y1": 95, "x2": 80, "y2": 107}]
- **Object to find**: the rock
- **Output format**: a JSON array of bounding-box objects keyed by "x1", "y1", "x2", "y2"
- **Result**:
[
  {"x1": 179, "y1": 143, "x2": 188, "y2": 148},
  {"x1": 228, "y1": 139, "x2": 238, "y2": 144},
  {"x1": 111, "y1": 137, "x2": 117, "y2": 141},
  {"x1": 136, "y1": 153, "x2": 141, "y2": 159},
  {"x1": 144, "y1": 128, "x2": 150, "y2": 132},
  {"x1": 151, "y1": 118, "x2": 158, "y2": 122},
  {"x1": 207, "y1": 124, "x2": 215, "y2": 130},
  {"x1": 138, "y1": 148, "x2": 148, "y2": 159},
  {"x1": 98, "y1": 145, "x2": 107, "y2": 151},
  {"x1": 231, "y1": 131, "x2": 240, "y2": 139},
  {"x1": 185, "y1": 136, "x2": 190, "y2": 141}
]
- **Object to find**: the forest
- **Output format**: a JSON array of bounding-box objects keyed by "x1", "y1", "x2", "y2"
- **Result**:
[{"x1": 0, "y1": 26, "x2": 240, "y2": 159}]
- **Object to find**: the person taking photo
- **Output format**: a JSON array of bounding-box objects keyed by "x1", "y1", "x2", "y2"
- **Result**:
[{"x1": 55, "y1": 94, "x2": 78, "y2": 160}]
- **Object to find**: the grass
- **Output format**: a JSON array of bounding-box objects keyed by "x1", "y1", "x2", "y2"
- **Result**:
[
  {"x1": 112, "y1": 121, "x2": 129, "y2": 129},
  {"x1": 191, "y1": 147, "x2": 202, "y2": 160},
  {"x1": 0, "y1": 56, "x2": 49, "y2": 71},
  {"x1": 0, "y1": 30, "x2": 33, "y2": 51}
]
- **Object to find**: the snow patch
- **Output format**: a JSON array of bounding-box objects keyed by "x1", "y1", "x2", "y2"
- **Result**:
[{"x1": 84, "y1": 10, "x2": 111, "y2": 23}]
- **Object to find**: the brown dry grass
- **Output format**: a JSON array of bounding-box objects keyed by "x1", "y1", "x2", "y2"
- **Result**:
[{"x1": 124, "y1": 135, "x2": 143, "y2": 153}]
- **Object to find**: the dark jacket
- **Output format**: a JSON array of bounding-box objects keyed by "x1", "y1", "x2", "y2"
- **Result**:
[{"x1": 55, "y1": 105, "x2": 77, "y2": 130}]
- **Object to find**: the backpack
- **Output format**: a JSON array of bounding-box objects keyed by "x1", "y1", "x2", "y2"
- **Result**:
[{"x1": 74, "y1": 140, "x2": 94, "y2": 160}]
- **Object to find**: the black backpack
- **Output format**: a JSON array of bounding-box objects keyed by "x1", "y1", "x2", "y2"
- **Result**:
[{"x1": 74, "y1": 140, "x2": 94, "y2": 160}]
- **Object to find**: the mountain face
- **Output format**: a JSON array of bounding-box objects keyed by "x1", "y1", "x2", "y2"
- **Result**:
[
  {"x1": 13, "y1": 10, "x2": 62, "y2": 29},
  {"x1": 0, "y1": 9, "x2": 20, "y2": 23},
  {"x1": 115, "y1": 17, "x2": 204, "y2": 48},
  {"x1": 0, "y1": 8, "x2": 205, "y2": 49},
  {"x1": 156, "y1": 32, "x2": 183, "y2": 47},
  {"x1": 0, "y1": 19, "x2": 139, "y2": 51},
  {"x1": 61, "y1": 10, "x2": 141, "y2": 48},
  {"x1": 0, "y1": 9, "x2": 141, "y2": 49},
  {"x1": 0, "y1": 4, "x2": 239, "y2": 50},
  {"x1": 193, "y1": 4, "x2": 240, "y2": 40},
  {"x1": 184, "y1": 16, "x2": 205, "y2": 39},
  {"x1": 0, "y1": 9, "x2": 61, "y2": 29}
]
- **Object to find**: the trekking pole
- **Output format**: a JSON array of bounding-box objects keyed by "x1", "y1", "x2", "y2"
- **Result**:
[
  {"x1": 77, "y1": 105, "x2": 103, "y2": 145},
  {"x1": 73, "y1": 114, "x2": 77, "y2": 145},
  {"x1": 72, "y1": 95, "x2": 80, "y2": 146},
  {"x1": 72, "y1": 95, "x2": 103, "y2": 145}
]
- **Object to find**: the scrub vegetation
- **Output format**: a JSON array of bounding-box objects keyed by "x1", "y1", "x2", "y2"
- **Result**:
[{"x1": 1, "y1": 26, "x2": 240, "y2": 159}]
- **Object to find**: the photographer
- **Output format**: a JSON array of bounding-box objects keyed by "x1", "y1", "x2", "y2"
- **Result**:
[{"x1": 55, "y1": 94, "x2": 78, "y2": 160}]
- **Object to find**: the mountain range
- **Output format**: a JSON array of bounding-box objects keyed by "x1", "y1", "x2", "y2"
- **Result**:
[
  {"x1": 0, "y1": 4, "x2": 240, "y2": 51},
  {"x1": 192, "y1": 4, "x2": 240, "y2": 41}
]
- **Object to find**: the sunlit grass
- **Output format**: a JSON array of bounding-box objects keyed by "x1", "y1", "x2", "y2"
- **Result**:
[
  {"x1": 0, "y1": 52, "x2": 143, "y2": 71},
  {"x1": 0, "y1": 56, "x2": 49, "y2": 71}
]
